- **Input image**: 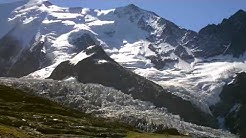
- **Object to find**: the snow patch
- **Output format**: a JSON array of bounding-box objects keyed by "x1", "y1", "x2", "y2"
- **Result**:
[
  {"x1": 69, "y1": 51, "x2": 93, "y2": 65},
  {"x1": 96, "y1": 9, "x2": 115, "y2": 16},
  {"x1": 229, "y1": 103, "x2": 241, "y2": 114},
  {"x1": 64, "y1": 76, "x2": 77, "y2": 82},
  {"x1": 87, "y1": 20, "x2": 114, "y2": 27},
  {"x1": 96, "y1": 59, "x2": 108, "y2": 64}
]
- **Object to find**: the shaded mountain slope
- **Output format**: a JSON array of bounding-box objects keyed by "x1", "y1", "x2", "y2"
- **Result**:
[
  {"x1": 194, "y1": 10, "x2": 246, "y2": 57},
  {"x1": 212, "y1": 72, "x2": 246, "y2": 138}
]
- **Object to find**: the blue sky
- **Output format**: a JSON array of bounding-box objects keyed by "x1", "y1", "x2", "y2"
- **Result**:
[
  {"x1": 1, "y1": 0, "x2": 246, "y2": 32},
  {"x1": 49, "y1": 0, "x2": 246, "y2": 32}
]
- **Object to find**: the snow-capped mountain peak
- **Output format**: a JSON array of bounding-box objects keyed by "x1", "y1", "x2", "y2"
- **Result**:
[
  {"x1": 24, "y1": 0, "x2": 48, "y2": 6},
  {"x1": 0, "y1": 2, "x2": 246, "y2": 136}
]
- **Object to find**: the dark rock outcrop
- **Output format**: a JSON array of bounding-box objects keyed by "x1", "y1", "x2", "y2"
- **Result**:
[
  {"x1": 0, "y1": 36, "x2": 22, "y2": 76},
  {"x1": 174, "y1": 45, "x2": 193, "y2": 60},
  {"x1": 68, "y1": 33, "x2": 96, "y2": 51},
  {"x1": 211, "y1": 72, "x2": 246, "y2": 138},
  {"x1": 0, "y1": 35, "x2": 50, "y2": 77},
  {"x1": 7, "y1": 41, "x2": 51, "y2": 77}
]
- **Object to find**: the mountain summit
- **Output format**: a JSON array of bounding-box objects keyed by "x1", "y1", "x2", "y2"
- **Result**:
[{"x1": 196, "y1": 9, "x2": 246, "y2": 57}]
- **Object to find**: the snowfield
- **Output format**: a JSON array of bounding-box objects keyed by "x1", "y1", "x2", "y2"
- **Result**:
[{"x1": 134, "y1": 55, "x2": 246, "y2": 114}]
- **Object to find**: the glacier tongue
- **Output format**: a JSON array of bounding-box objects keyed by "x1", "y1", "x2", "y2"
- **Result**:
[{"x1": 0, "y1": 77, "x2": 236, "y2": 138}]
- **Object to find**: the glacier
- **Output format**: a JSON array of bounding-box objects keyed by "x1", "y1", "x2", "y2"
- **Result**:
[{"x1": 0, "y1": 77, "x2": 236, "y2": 137}]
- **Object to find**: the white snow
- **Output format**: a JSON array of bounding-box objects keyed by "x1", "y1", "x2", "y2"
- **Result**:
[
  {"x1": 86, "y1": 20, "x2": 114, "y2": 27},
  {"x1": 64, "y1": 76, "x2": 76, "y2": 82},
  {"x1": 87, "y1": 45, "x2": 96, "y2": 50},
  {"x1": 24, "y1": 0, "x2": 46, "y2": 7},
  {"x1": 134, "y1": 56, "x2": 246, "y2": 113},
  {"x1": 110, "y1": 41, "x2": 155, "y2": 69},
  {"x1": 95, "y1": 9, "x2": 115, "y2": 16},
  {"x1": 70, "y1": 51, "x2": 92, "y2": 65},
  {"x1": 27, "y1": 63, "x2": 60, "y2": 79},
  {"x1": 81, "y1": 8, "x2": 90, "y2": 15},
  {"x1": 96, "y1": 59, "x2": 108, "y2": 64},
  {"x1": 175, "y1": 57, "x2": 193, "y2": 71}
]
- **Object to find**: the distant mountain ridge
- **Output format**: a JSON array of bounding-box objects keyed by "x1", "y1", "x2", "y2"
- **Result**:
[{"x1": 193, "y1": 9, "x2": 246, "y2": 57}]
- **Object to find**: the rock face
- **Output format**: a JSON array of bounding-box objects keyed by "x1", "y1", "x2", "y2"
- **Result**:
[
  {"x1": 49, "y1": 45, "x2": 217, "y2": 128},
  {"x1": 0, "y1": 35, "x2": 50, "y2": 77},
  {"x1": 174, "y1": 45, "x2": 193, "y2": 60},
  {"x1": 212, "y1": 72, "x2": 246, "y2": 138},
  {"x1": 193, "y1": 10, "x2": 246, "y2": 57},
  {"x1": 69, "y1": 33, "x2": 97, "y2": 51}
]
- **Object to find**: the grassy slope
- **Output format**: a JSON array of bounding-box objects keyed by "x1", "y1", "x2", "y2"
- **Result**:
[
  {"x1": 0, "y1": 124, "x2": 30, "y2": 138},
  {"x1": 127, "y1": 132, "x2": 189, "y2": 138},
  {"x1": 0, "y1": 85, "x2": 189, "y2": 138}
]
